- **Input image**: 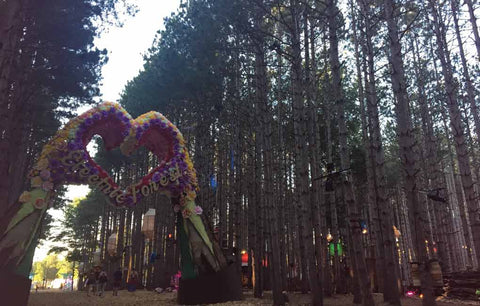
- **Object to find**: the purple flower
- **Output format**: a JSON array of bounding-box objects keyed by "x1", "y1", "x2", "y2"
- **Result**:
[
  {"x1": 93, "y1": 113, "x2": 101, "y2": 121},
  {"x1": 67, "y1": 142, "x2": 77, "y2": 151},
  {"x1": 152, "y1": 172, "x2": 161, "y2": 182},
  {"x1": 122, "y1": 130, "x2": 129, "y2": 137},
  {"x1": 179, "y1": 163, "x2": 187, "y2": 171},
  {"x1": 108, "y1": 107, "x2": 115, "y2": 113},
  {"x1": 101, "y1": 110, "x2": 108, "y2": 117},
  {"x1": 194, "y1": 206, "x2": 203, "y2": 215},
  {"x1": 40, "y1": 169, "x2": 51, "y2": 180},
  {"x1": 85, "y1": 118, "x2": 93, "y2": 126},
  {"x1": 75, "y1": 129, "x2": 83, "y2": 138},
  {"x1": 42, "y1": 181, "x2": 54, "y2": 191},
  {"x1": 49, "y1": 159, "x2": 60, "y2": 169}
]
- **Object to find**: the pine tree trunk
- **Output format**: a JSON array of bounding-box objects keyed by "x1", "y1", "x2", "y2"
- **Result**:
[
  {"x1": 384, "y1": 1, "x2": 435, "y2": 304},
  {"x1": 253, "y1": 5, "x2": 284, "y2": 302},
  {"x1": 411, "y1": 36, "x2": 451, "y2": 273},
  {"x1": 428, "y1": 0, "x2": 480, "y2": 267},
  {"x1": 450, "y1": 0, "x2": 480, "y2": 146},
  {"x1": 358, "y1": 0, "x2": 400, "y2": 302},
  {"x1": 290, "y1": 1, "x2": 322, "y2": 304},
  {"x1": 464, "y1": 0, "x2": 480, "y2": 60},
  {"x1": 328, "y1": 0, "x2": 373, "y2": 304}
]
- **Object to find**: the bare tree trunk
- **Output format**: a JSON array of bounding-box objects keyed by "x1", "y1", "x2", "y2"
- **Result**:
[
  {"x1": 253, "y1": 5, "x2": 284, "y2": 303},
  {"x1": 450, "y1": 0, "x2": 480, "y2": 145},
  {"x1": 464, "y1": 0, "x2": 480, "y2": 60},
  {"x1": 384, "y1": 1, "x2": 435, "y2": 304},
  {"x1": 428, "y1": 0, "x2": 480, "y2": 266},
  {"x1": 289, "y1": 1, "x2": 322, "y2": 304},
  {"x1": 358, "y1": 0, "x2": 401, "y2": 302},
  {"x1": 328, "y1": 0, "x2": 373, "y2": 304},
  {"x1": 411, "y1": 36, "x2": 451, "y2": 273}
]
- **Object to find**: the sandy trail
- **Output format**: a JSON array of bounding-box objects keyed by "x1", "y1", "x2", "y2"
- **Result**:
[{"x1": 28, "y1": 290, "x2": 478, "y2": 305}]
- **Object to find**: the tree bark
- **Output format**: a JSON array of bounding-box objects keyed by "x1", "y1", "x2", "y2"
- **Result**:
[
  {"x1": 384, "y1": 1, "x2": 435, "y2": 304},
  {"x1": 328, "y1": 0, "x2": 373, "y2": 304},
  {"x1": 428, "y1": 0, "x2": 480, "y2": 267},
  {"x1": 464, "y1": 0, "x2": 480, "y2": 61}
]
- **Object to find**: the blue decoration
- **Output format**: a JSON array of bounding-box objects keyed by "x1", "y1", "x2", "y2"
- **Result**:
[
  {"x1": 210, "y1": 174, "x2": 217, "y2": 191},
  {"x1": 150, "y1": 252, "x2": 157, "y2": 264},
  {"x1": 360, "y1": 220, "x2": 367, "y2": 231}
]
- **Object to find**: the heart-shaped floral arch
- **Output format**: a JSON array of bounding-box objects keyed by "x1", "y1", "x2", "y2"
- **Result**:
[
  {"x1": 4, "y1": 102, "x2": 215, "y2": 267},
  {"x1": 24, "y1": 102, "x2": 198, "y2": 208},
  {"x1": 0, "y1": 102, "x2": 242, "y2": 305}
]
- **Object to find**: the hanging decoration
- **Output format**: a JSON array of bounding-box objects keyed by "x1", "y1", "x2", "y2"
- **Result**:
[
  {"x1": 142, "y1": 209, "x2": 156, "y2": 240},
  {"x1": 210, "y1": 174, "x2": 217, "y2": 191},
  {"x1": 360, "y1": 220, "x2": 368, "y2": 234},
  {"x1": 107, "y1": 233, "x2": 118, "y2": 256}
]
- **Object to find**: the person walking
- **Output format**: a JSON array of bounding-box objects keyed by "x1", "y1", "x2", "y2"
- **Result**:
[
  {"x1": 127, "y1": 269, "x2": 138, "y2": 292},
  {"x1": 86, "y1": 269, "x2": 96, "y2": 297},
  {"x1": 112, "y1": 268, "x2": 122, "y2": 296},
  {"x1": 98, "y1": 269, "x2": 108, "y2": 297},
  {"x1": 94, "y1": 266, "x2": 101, "y2": 294}
]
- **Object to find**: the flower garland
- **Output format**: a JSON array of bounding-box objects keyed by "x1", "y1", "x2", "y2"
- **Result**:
[{"x1": 18, "y1": 102, "x2": 199, "y2": 212}]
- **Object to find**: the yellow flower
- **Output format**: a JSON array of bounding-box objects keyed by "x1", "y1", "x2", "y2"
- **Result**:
[
  {"x1": 35, "y1": 158, "x2": 49, "y2": 170},
  {"x1": 19, "y1": 191, "x2": 31, "y2": 203},
  {"x1": 31, "y1": 176, "x2": 43, "y2": 187}
]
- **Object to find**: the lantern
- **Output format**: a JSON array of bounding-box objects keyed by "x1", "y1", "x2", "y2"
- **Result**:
[
  {"x1": 93, "y1": 248, "x2": 101, "y2": 265},
  {"x1": 107, "y1": 232, "x2": 118, "y2": 256},
  {"x1": 326, "y1": 233, "x2": 333, "y2": 242},
  {"x1": 393, "y1": 225, "x2": 401, "y2": 238},
  {"x1": 360, "y1": 220, "x2": 368, "y2": 234},
  {"x1": 241, "y1": 250, "x2": 248, "y2": 267},
  {"x1": 142, "y1": 208, "x2": 156, "y2": 240}
]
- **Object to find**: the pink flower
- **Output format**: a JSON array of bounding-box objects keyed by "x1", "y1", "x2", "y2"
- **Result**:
[
  {"x1": 179, "y1": 196, "x2": 186, "y2": 207},
  {"x1": 194, "y1": 206, "x2": 203, "y2": 215},
  {"x1": 40, "y1": 169, "x2": 51, "y2": 180},
  {"x1": 34, "y1": 198, "x2": 46, "y2": 209},
  {"x1": 42, "y1": 181, "x2": 54, "y2": 191},
  {"x1": 182, "y1": 208, "x2": 192, "y2": 219},
  {"x1": 173, "y1": 204, "x2": 181, "y2": 213}
]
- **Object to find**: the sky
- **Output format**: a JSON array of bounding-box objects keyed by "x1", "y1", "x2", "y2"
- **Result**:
[{"x1": 33, "y1": 0, "x2": 181, "y2": 262}]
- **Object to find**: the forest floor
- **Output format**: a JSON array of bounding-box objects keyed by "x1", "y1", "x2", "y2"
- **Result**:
[{"x1": 28, "y1": 289, "x2": 479, "y2": 305}]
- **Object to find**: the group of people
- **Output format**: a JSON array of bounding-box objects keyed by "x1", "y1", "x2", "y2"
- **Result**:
[
  {"x1": 85, "y1": 266, "x2": 138, "y2": 296},
  {"x1": 85, "y1": 266, "x2": 109, "y2": 297}
]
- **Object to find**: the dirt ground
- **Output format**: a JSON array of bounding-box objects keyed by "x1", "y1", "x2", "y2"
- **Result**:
[{"x1": 28, "y1": 290, "x2": 479, "y2": 306}]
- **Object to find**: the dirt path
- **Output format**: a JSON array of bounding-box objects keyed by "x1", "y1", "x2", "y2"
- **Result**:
[{"x1": 28, "y1": 290, "x2": 478, "y2": 305}]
